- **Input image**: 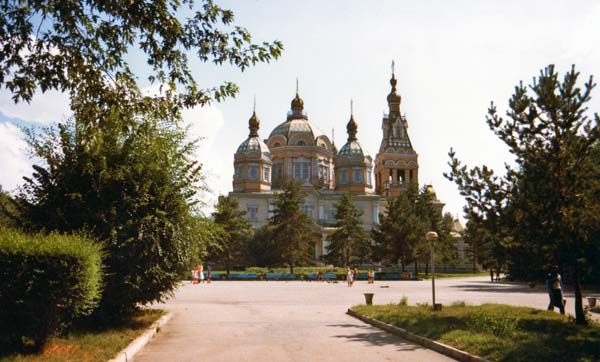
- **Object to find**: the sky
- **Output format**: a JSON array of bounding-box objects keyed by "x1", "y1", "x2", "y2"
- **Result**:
[{"x1": 1, "y1": 0, "x2": 600, "y2": 219}]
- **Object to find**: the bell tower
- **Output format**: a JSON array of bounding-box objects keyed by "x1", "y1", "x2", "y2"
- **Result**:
[{"x1": 374, "y1": 62, "x2": 419, "y2": 196}]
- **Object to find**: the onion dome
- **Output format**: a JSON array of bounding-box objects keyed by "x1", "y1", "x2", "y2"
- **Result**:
[
  {"x1": 236, "y1": 110, "x2": 271, "y2": 159},
  {"x1": 337, "y1": 110, "x2": 370, "y2": 158},
  {"x1": 387, "y1": 72, "x2": 402, "y2": 106},
  {"x1": 291, "y1": 93, "x2": 304, "y2": 112},
  {"x1": 248, "y1": 111, "x2": 260, "y2": 137}
]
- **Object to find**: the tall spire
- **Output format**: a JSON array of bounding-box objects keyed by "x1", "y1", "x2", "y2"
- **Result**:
[
  {"x1": 387, "y1": 60, "x2": 401, "y2": 112},
  {"x1": 248, "y1": 97, "x2": 260, "y2": 137},
  {"x1": 347, "y1": 99, "x2": 358, "y2": 142},
  {"x1": 290, "y1": 78, "x2": 304, "y2": 112}
]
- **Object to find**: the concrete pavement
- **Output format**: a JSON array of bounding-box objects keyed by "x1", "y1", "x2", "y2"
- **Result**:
[{"x1": 134, "y1": 276, "x2": 597, "y2": 362}]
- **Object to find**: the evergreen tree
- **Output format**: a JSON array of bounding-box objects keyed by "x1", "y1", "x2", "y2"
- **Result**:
[
  {"x1": 325, "y1": 193, "x2": 371, "y2": 266},
  {"x1": 210, "y1": 195, "x2": 253, "y2": 276},
  {"x1": 246, "y1": 225, "x2": 280, "y2": 267},
  {"x1": 269, "y1": 181, "x2": 314, "y2": 274},
  {"x1": 446, "y1": 65, "x2": 600, "y2": 325},
  {"x1": 372, "y1": 185, "x2": 424, "y2": 270}
]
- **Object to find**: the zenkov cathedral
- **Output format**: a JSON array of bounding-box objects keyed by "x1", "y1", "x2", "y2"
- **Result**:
[{"x1": 229, "y1": 68, "x2": 444, "y2": 259}]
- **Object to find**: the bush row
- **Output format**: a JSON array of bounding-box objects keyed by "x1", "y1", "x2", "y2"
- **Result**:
[{"x1": 0, "y1": 228, "x2": 103, "y2": 351}]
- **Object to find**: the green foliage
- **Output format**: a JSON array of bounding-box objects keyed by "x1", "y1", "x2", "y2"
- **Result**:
[
  {"x1": 269, "y1": 181, "x2": 315, "y2": 273},
  {"x1": 352, "y1": 303, "x2": 600, "y2": 362},
  {"x1": 209, "y1": 196, "x2": 253, "y2": 273},
  {"x1": 0, "y1": 228, "x2": 103, "y2": 351},
  {"x1": 245, "y1": 225, "x2": 280, "y2": 267},
  {"x1": 373, "y1": 185, "x2": 457, "y2": 270},
  {"x1": 0, "y1": 0, "x2": 283, "y2": 123},
  {"x1": 325, "y1": 193, "x2": 371, "y2": 266},
  {"x1": 0, "y1": 187, "x2": 19, "y2": 228},
  {"x1": 446, "y1": 65, "x2": 600, "y2": 325},
  {"x1": 16, "y1": 110, "x2": 202, "y2": 317},
  {"x1": 398, "y1": 295, "x2": 408, "y2": 306}
]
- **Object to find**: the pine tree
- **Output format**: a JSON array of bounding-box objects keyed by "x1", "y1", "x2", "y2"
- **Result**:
[
  {"x1": 372, "y1": 185, "x2": 425, "y2": 270},
  {"x1": 446, "y1": 65, "x2": 600, "y2": 325},
  {"x1": 269, "y1": 181, "x2": 314, "y2": 274},
  {"x1": 325, "y1": 193, "x2": 371, "y2": 266},
  {"x1": 210, "y1": 196, "x2": 253, "y2": 276}
]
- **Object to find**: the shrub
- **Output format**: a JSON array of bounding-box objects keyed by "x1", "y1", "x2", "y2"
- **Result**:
[
  {"x1": 0, "y1": 228, "x2": 103, "y2": 351},
  {"x1": 398, "y1": 295, "x2": 408, "y2": 306}
]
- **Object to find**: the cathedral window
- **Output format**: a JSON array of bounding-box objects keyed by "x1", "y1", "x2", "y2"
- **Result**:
[
  {"x1": 235, "y1": 166, "x2": 243, "y2": 180},
  {"x1": 249, "y1": 164, "x2": 259, "y2": 180},
  {"x1": 339, "y1": 169, "x2": 348, "y2": 184},
  {"x1": 352, "y1": 168, "x2": 363, "y2": 184},
  {"x1": 263, "y1": 166, "x2": 270, "y2": 182},
  {"x1": 247, "y1": 206, "x2": 258, "y2": 221},
  {"x1": 367, "y1": 169, "x2": 372, "y2": 185},
  {"x1": 319, "y1": 164, "x2": 329, "y2": 184},
  {"x1": 297, "y1": 140, "x2": 306, "y2": 146},
  {"x1": 300, "y1": 204, "x2": 314, "y2": 218},
  {"x1": 293, "y1": 158, "x2": 310, "y2": 181},
  {"x1": 273, "y1": 163, "x2": 282, "y2": 181}
]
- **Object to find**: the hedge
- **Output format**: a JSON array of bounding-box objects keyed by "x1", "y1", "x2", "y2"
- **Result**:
[{"x1": 0, "y1": 228, "x2": 103, "y2": 351}]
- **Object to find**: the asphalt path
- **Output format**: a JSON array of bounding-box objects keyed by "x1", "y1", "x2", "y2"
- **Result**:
[{"x1": 134, "y1": 276, "x2": 596, "y2": 362}]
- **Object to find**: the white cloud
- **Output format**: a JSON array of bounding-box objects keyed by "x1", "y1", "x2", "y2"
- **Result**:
[
  {"x1": 181, "y1": 105, "x2": 227, "y2": 216},
  {"x1": 0, "y1": 122, "x2": 33, "y2": 193},
  {"x1": 0, "y1": 88, "x2": 70, "y2": 124}
]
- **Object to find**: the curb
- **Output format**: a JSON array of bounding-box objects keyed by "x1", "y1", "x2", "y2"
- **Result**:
[
  {"x1": 346, "y1": 309, "x2": 489, "y2": 362},
  {"x1": 108, "y1": 312, "x2": 173, "y2": 362}
]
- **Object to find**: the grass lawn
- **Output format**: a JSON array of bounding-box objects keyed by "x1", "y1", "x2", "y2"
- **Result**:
[
  {"x1": 352, "y1": 303, "x2": 600, "y2": 362},
  {"x1": 0, "y1": 309, "x2": 165, "y2": 362}
]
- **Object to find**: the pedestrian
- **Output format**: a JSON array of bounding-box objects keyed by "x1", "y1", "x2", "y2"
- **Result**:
[
  {"x1": 346, "y1": 267, "x2": 353, "y2": 287},
  {"x1": 207, "y1": 265, "x2": 212, "y2": 283},
  {"x1": 353, "y1": 267, "x2": 359, "y2": 285},
  {"x1": 191, "y1": 267, "x2": 198, "y2": 284},
  {"x1": 317, "y1": 270, "x2": 324, "y2": 282},
  {"x1": 546, "y1": 267, "x2": 565, "y2": 315},
  {"x1": 198, "y1": 264, "x2": 205, "y2": 284},
  {"x1": 367, "y1": 268, "x2": 374, "y2": 284}
]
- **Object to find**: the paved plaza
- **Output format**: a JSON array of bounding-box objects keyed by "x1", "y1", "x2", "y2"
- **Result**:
[{"x1": 134, "y1": 276, "x2": 593, "y2": 362}]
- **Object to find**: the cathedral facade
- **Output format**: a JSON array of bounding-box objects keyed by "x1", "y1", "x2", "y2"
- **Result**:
[{"x1": 229, "y1": 69, "x2": 443, "y2": 259}]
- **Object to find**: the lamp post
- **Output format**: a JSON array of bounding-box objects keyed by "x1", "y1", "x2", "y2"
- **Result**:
[{"x1": 426, "y1": 231, "x2": 439, "y2": 310}]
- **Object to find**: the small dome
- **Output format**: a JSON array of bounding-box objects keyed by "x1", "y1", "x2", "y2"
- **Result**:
[
  {"x1": 387, "y1": 74, "x2": 401, "y2": 104},
  {"x1": 425, "y1": 184, "x2": 437, "y2": 196},
  {"x1": 236, "y1": 136, "x2": 271, "y2": 157},
  {"x1": 338, "y1": 140, "x2": 370, "y2": 158},
  {"x1": 291, "y1": 93, "x2": 304, "y2": 111}
]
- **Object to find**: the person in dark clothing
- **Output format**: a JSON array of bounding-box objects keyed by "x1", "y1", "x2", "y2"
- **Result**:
[{"x1": 546, "y1": 268, "x2": 565, "y2": 315}]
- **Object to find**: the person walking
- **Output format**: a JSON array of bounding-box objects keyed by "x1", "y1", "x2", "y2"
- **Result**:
[
  {"x1": 546, "y1": 267, "x2": 565, "y2": 315},
  {"x1": 207, "y1": 265, "x2": 212, "y2": 283},
  {"x1": 198, "y1": 264, "x2": 205, "y2": 284},
  {"x1": 346, "y1": 267, "x2": 353, "y2": 287},
  {"x1": 367, "y1": 269, "x2": 374, "y2": 284}
]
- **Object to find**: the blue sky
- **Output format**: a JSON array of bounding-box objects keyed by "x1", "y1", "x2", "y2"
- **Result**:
[{"x1": 2, "y1": 0, "x2": 600, "y2": 218}]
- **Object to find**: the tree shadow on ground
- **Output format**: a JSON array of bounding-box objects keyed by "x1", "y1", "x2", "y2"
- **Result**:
[
  {"x1": 449, "y1": 280, "x2": 550, "y2": 294},
  {"x1": 327, "y1": 323, "x2": 420, "y2": 352}
]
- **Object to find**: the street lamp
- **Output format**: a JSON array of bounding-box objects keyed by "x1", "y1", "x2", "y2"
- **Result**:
[{"x1": 426, "y1": 231, "x2": 440, "y2": 310}]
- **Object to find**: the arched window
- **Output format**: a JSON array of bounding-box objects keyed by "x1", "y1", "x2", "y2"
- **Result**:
[
  {"x1": 297, "y1": 140, "x2": 306, "y2": 146},
  {"x1": 273, "y1": 142, "x2": 281, "y2": 148}
]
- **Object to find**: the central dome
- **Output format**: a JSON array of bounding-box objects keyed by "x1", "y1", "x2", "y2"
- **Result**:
[{"x1": 268, "y1": 119, "x2": 325, "y2": 142}]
